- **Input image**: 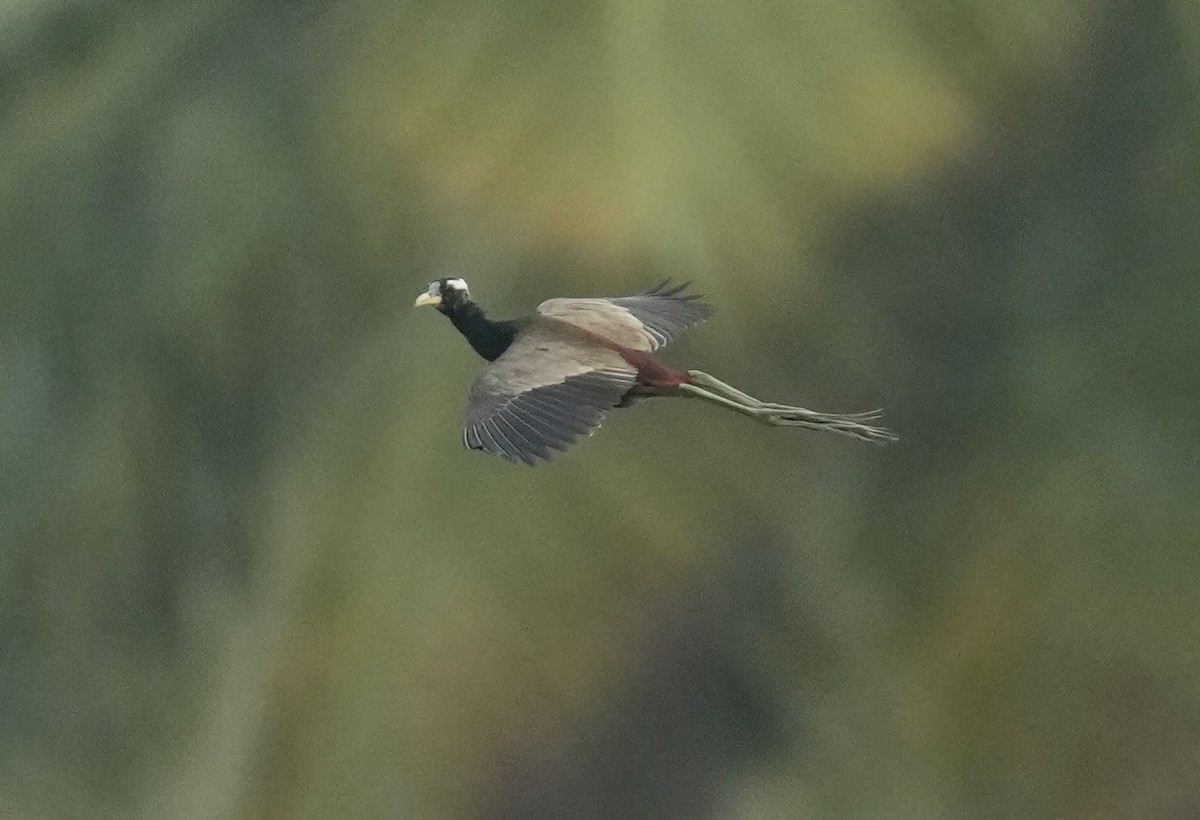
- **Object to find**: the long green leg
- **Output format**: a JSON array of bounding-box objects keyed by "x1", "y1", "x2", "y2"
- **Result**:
[
  {"x1": 680, "y1": 371, "x2": 898, "y2": 444},
  {"x1": 688, "y1": 371, "x2": 883, "y2": 419},
  {"x1": 677, "y1": 383, "x2": 772, "y2": 420}
]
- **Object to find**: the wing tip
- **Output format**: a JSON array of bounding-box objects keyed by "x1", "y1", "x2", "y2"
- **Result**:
[
  {"x1": 641, "y1": 278, "x2": 708, "y2": 303},
  {"x1": 464, "y1": 413, "x2": 576, "y2": 466}
]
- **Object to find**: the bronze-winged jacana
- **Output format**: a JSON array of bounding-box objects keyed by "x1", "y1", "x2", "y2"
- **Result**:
[{"x1": 415, "y1": 278, "x2": 897, "y2": 464}]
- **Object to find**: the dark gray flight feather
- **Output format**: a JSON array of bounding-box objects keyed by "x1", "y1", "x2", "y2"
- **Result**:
[{"x1": 604, "y1": 280, "x2": 714, "y2": 349}]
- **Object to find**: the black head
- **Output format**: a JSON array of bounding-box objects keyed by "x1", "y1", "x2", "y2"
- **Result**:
[
  {"x1": 414, "y1": 277, "x2": 518, "y2": 361},
  {"x1": 414, "y1": 278, "x2": 472, "y2": 315}
]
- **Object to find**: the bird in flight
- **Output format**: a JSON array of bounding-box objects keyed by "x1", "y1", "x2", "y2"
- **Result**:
[{"x1": 415, "y1": 278, "x2": 897, "y2": 464}]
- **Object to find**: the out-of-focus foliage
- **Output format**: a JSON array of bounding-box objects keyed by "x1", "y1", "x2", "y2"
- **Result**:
[{"x1": 3, "y1": 1, "x2": 1198, "y2": 818}]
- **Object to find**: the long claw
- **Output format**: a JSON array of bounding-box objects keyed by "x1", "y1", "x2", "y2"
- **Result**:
[{"x1": 763, "y1": 413, "x2": 898, "y2": 443}]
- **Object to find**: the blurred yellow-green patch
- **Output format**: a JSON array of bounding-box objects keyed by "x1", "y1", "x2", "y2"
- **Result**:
[{"x1": 3, "y1": 1, "x2": 1198, "y2": 818}]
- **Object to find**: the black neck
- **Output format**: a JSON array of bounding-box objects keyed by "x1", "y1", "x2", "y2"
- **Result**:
[{"x1": 448, "y1": 302, "x2": 519, "y2": 361}]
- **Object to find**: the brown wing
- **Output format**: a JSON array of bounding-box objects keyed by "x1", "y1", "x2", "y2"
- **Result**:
[
  {"x1": 463, "y1": 323, "x2": 637, "y2": 464},
  {"x1": 537, "y1": 281, "x2": 712, "y2": 352}
]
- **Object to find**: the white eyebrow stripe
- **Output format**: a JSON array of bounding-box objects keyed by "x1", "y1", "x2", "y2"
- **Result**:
[{"x1": 444, "y1": 278, "x2": 469, "y2": 291}]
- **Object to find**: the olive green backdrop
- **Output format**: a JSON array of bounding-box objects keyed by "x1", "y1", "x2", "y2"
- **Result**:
[{"x1": 3, "y1": 1, "x2": 1198, "y2": 818}]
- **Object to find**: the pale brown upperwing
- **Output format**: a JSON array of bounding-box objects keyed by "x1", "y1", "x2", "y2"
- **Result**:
[{"x1": 536, "y1": 281, "x2": 712, "y2": 351}]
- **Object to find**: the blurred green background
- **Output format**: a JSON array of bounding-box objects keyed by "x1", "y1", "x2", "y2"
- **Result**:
[{"x1": 4, "y1": 1, "x2": 1199, "y2": 818}]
